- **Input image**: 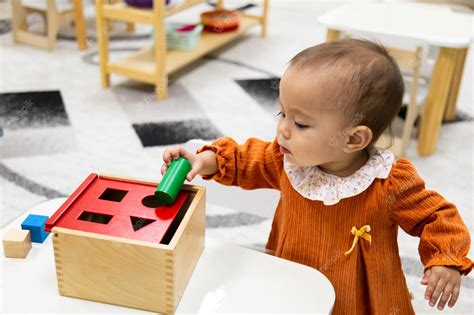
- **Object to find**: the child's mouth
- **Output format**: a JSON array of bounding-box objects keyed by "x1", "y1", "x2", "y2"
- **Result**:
[{"x1": 280, "y1": 146, "x2": 291, "y2": 155}]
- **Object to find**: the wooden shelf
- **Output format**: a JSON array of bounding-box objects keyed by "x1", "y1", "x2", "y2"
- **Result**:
[
  {"x1": 96, "y1": 0, "x2": 269, "y2": 100},
  {"x1": 102, "y1": 0, "x2": 207, "y2": 24},
  {"x1": 107, "y1": 17, "x2": 260, "y2": 83}
]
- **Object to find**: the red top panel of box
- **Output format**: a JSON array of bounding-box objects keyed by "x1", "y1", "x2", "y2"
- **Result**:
[{"x1": 45, "y1": 174, "x2": 189, "y2": 243}]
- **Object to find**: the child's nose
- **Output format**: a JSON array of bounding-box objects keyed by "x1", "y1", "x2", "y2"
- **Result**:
[{"x1": 278, "y1": 121, "x2": 291, "y2": 139}]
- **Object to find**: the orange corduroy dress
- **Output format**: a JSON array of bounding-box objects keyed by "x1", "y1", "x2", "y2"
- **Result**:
[{"x1": 197, "y1": 137, "x2": 473, "y2": 315}]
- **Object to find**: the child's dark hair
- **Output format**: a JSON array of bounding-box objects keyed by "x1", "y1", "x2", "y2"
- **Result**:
[{"x1": 289, "y1": 39, "x2": 405, "y2": 146}]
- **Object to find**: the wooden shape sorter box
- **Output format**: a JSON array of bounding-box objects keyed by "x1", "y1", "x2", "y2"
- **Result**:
[{"x1": 45, "y1": 173, "x2": 206, "y2": 314}]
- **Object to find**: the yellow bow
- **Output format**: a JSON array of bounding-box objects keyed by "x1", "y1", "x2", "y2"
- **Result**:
[{"x1": 344, "y1": 225, "x2": 372, "y2": 256}]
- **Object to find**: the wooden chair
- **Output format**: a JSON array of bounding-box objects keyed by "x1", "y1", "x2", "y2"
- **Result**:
[
  {"x1": 377, "y1": 46, "x2": 428, "y2": 157},
  {"x1": 11, "y1": 0, "x2": 78, "y2": 50},
  {"x1": 340, "y1": 33, "x2": 428, "y2": 156},
  {"x1": 11, "y1": 0, "x2": 135, "y2": 51}
]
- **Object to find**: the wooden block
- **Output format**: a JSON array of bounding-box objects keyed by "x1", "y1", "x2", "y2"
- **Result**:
[
  {"x1": 21, "y1": 214, "x2": 50, "y2": 243},
  {"x1": 3, "y1": 229, "x2": 32, "y2": 259}
]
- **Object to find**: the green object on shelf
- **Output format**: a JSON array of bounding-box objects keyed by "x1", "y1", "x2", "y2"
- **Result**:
[
  {"x1": 155, "y1": 157, "x2": 192, "y2": 204},
  {"x1": 152, "y1": 22, "x2": 203, "y2": 51}
]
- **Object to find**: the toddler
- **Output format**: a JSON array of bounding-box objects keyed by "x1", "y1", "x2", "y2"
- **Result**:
[{"x1": 161, "y1": 39, "x2": 473, "y2": 314}]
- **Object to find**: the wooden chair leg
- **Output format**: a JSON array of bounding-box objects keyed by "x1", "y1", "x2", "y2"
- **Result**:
[
  {"x1": 73, "y1": 0, "x2": 88, "y2": 50},
  {"x1": 399, "y1": 46, "x2": 423, "y2": 156},
  {"x1": 11, "y1": 0, "x2": 28, "y2": 42},
  {"x1": 46, "y1": 0, "x2": 59, "y2": 50},
  {"x1": 400, "y1": 103, "x2": 421, "y2": 156}
]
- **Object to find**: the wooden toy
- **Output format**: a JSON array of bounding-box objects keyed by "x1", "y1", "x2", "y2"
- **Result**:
[
  {"x1": 45, "y1": 173, "x2": 205, "y2": 313},
  {"x1": 21, "y1": 214, "x2": 50, "y2": 243},
  {"x1": 2, "y1": 229, "x2": 32, "y2": 258}
]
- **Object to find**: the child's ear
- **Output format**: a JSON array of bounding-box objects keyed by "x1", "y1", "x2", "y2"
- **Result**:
[{"x1": 342, "y1": 126, "x2": 373, "y2": 153}]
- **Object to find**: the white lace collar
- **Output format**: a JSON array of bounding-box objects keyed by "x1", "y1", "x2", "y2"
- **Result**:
[{"x1": 283, "y1": 147, "x2": 395, "y2": 206}]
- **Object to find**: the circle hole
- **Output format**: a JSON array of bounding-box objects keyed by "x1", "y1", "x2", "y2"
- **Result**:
[{"x1": 142, "y1": 195, "x2": 165, "y2": 208}]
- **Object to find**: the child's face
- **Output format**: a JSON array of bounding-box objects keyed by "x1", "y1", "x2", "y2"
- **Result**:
[{"x1": 277, "y1": 68, "x2": 349, "y2": 167}]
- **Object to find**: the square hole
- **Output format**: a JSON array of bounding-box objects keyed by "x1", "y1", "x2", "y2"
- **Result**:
[
  {"x1": 99, "y1": 188, "x2": 128, "y2": 202},
  {"x1": 78, "y1": 211, "x2": 113, "y2": 224}
]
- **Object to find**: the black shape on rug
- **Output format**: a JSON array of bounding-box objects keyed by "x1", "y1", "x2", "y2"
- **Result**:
[
  {"x1": 235, "y1": 78, "x2": 280, "y2": 114},
  {"x1": 0, "y1": 91, "x2": 70, "y2": 130},
  {"x1": 132, "y1": 119, "x2": 222, "y2": 147}
]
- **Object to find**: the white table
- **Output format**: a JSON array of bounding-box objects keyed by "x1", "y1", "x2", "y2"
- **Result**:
[
  {"x1": 1, "y1": 198, "x2": 335, "y2": 314},
  {"x1": 319, "y1": 2, "x2": 472, "y2": 156}
]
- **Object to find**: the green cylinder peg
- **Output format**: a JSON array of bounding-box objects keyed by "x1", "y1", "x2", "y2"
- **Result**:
[{"x1": 155, "y1": 157, "x2": 192, "y2": 204}]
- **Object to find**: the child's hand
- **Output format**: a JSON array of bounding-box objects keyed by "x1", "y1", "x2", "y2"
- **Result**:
[
  {"x1": 421, "y1": 266, "x2": 461, "y2": 310},
  {"x1": 161, "y1": 145, "x2": 204, "y2": 181}
]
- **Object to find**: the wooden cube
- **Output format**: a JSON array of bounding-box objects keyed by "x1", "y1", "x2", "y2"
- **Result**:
[
  {"x1": 45, "y1": 173, "x2": 205, "y2": 314},
  {"x1": 3, "y1": 229, "x2": 32, "y2": 258}
]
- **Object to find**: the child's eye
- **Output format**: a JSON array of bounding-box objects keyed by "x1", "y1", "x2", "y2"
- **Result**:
[
  {"x1": 277, "y1": 111, "x2": 286, "y2": 118},
  {"x1": 295, "y1": 122, "x2": 309, "y2": 129}
]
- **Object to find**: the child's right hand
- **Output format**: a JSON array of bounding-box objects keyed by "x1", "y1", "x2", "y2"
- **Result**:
[{"x1": 161, "y1": 145, "x2": 204, "y2": 182}]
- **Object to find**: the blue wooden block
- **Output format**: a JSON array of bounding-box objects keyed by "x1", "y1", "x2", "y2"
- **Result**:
[{"x1": 21, "y1": 214, "x2": 50, "y2": 243}]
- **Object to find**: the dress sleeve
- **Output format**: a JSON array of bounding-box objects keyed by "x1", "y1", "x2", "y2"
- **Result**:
[
  {"x1": 386, "y1": 158, "x2": 473, "y2": 276},
  {"x1": 196, "y1": 137, "x2": 283, "y2": 190}
]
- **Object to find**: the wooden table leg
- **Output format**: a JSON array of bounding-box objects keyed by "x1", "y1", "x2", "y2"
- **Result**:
[
  {"x1": 417, "y1": 47, "x2": 460, "y2": 156},
  {"x1": 443, "y1": 47, "x2": 468, "y2": 121},
  {"x1": 96, "y1": 0, "x2": 109, "y2": 88},
  {"x1": 126, "y1": 22, "x2": 135, "y2": 33},
  {"x1": 154, "y1": 0, "x2": 167, "y2": 100},
  {"x1": 326, "y1": 29, "x2": 341, "y2": 42},
  {"x1": 73, "y1": 0, "x2": 88, "y2": 50},
  {"x1": 261, "y1": 0, "x2": 269, "y2": 38}
]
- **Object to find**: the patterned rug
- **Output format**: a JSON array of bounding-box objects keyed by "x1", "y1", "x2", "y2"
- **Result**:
[{"x1": 1, "y1": 1, "x2": 473, "y2": 313}]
